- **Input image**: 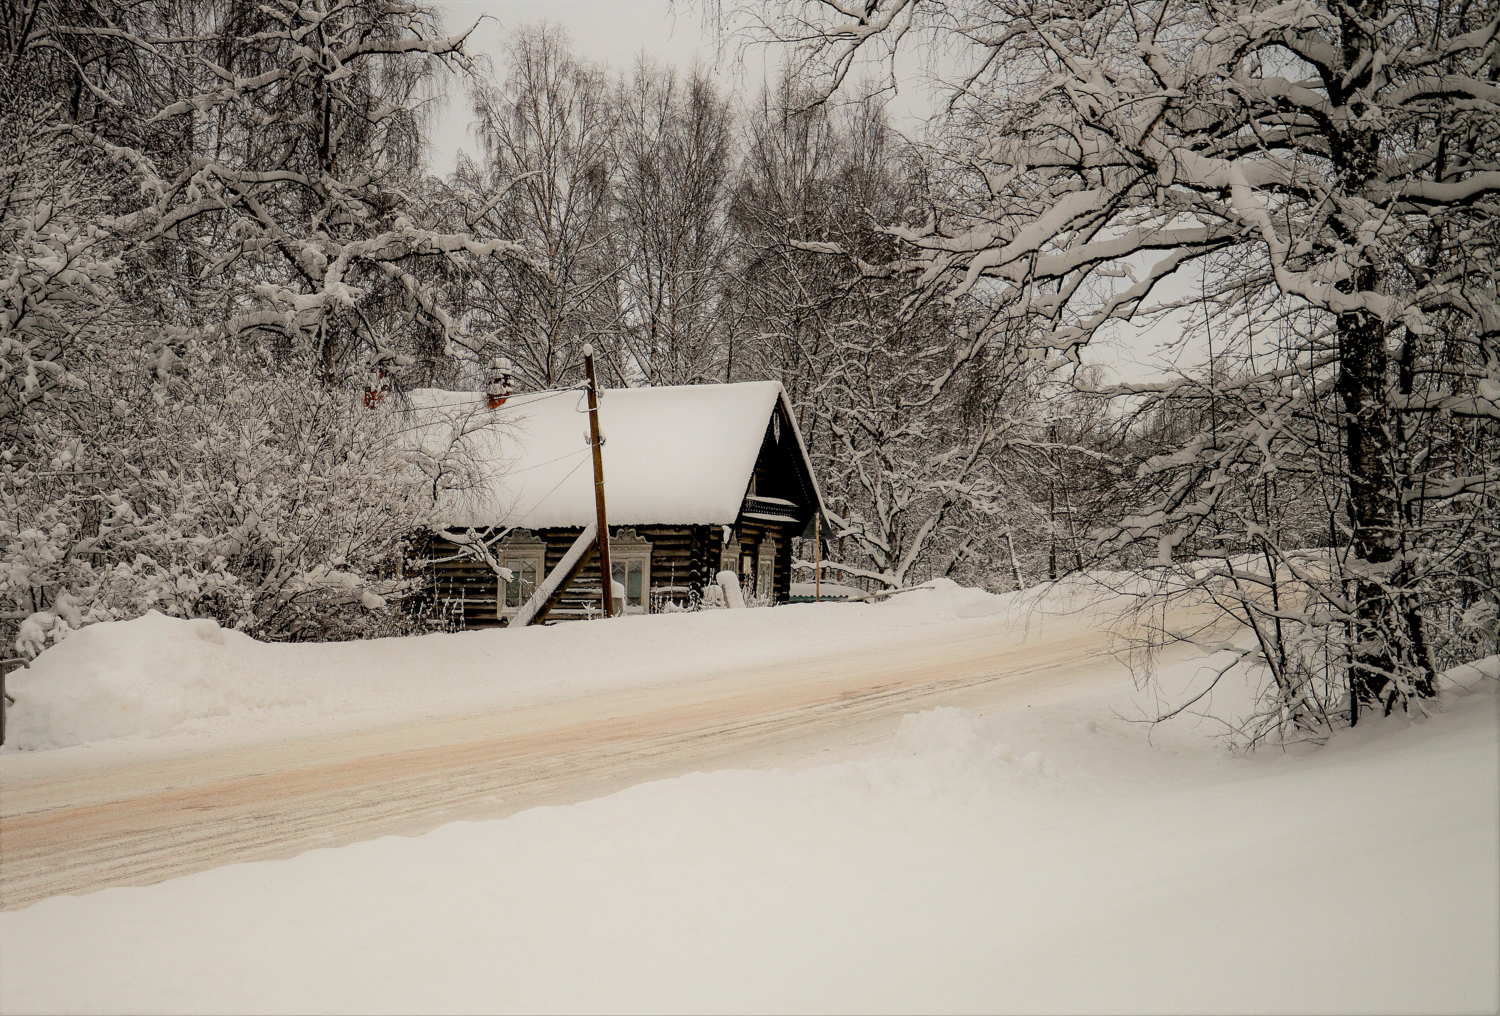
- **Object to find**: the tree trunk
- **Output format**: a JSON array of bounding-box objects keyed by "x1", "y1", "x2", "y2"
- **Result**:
[
  {"x1": 1336, "y1": 280, "x2": 1402, "y2": 711},
  {"x1": 1328, "y1": 11, "x2": 1439, "y2": 713}
]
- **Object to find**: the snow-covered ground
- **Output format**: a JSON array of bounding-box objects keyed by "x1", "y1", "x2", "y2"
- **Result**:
[
  {"x1": 2, "y1": 579, "x2": 1090, "y2": 752},
  {"x1": 1, "y1": 596, "x2": 1495, "y2": 1013}
]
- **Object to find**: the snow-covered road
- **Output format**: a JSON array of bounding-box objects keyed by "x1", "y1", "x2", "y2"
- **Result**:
[
  {"x1": 2, "y1": 596, "x2": 1193, "y2": 910},
  {"x1": 2, "y1": 586, "x2": 1495, "y2": 1014}
]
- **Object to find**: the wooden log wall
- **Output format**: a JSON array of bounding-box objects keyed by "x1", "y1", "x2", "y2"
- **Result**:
[
  {"x1": 536, "y1": 525, "x2": 711, "y2": 622},
  {"x1": 414, "y1": 525, "x2": 722, "y2": 629},
  {"x1": 729, "y1": 519, "x2": 797, "y2": 604},
  {"x1": 413, "y1": 516, "x2": 804, "y2": 632},
  {"x1": 688, "y1": 523, "x2": 710, "y2": 603},
  {"x1": 410, "y1": 530, "x2": 505, "y2": 630}
]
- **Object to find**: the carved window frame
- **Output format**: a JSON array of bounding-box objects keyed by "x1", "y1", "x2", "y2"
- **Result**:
[
  {"x1": 757, "y1": 539, "x2": 776, "y2": 599},
  {"x1": 721, "y1": 535, "x2": 741, "y2": 576},
  {"x1": 495, "y1": 530, "x2": 546, "y2": 619},
  {"x1": 609, "y1": 528, "x2": 653, "y2": 614}
]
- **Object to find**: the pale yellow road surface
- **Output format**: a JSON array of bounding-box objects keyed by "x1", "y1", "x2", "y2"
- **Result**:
[{"x1": 0, "y1": 605, "x2": 1201, "y2": 912}]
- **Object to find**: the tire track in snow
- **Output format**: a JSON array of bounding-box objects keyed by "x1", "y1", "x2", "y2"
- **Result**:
[{"x1": 0, "y1": 610, "x2": 1183, "y2": 910}]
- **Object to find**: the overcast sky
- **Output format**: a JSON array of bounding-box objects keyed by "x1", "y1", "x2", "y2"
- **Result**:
[
  {"x1": 425, "y1": 1, "x2": 1203, "y2": 385},
  {"x1": 427, "y1": 2, "x2": 752, "y2": 177},
  {"x1": 425, "y1": 0, "x2": 943, "y2": 177}
]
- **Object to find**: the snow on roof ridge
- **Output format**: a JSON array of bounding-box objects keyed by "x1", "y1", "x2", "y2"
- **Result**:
[{"x1": 403, "y1": 379, "x2": 821, "y2": 530}]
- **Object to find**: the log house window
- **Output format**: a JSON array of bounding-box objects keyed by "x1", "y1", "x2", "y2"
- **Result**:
[
  {"x1": 757, "y1": 540, "x2": 775, "y2": 598},
  {"x1": 495, "y1": 531, "x2": 545, "y2": 618},
  {"x1": 610, "y1": 529, "x2": 652, "y2": 614},
  {"x1": 502, "y1": 558, "x2": 540, "y2": 609}
]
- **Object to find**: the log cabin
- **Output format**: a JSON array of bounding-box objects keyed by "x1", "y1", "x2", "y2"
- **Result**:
[{"x1": 403, "y1": 380, "x2": 828, "y2": 628}]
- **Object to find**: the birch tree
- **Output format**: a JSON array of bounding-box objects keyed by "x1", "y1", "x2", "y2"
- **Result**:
[
  {"x1": 609, "y1": 60, "x2": 736, "y2": 385},
  {"x1": 452, "y1": 24, "x2": 618, "y2": 390}
]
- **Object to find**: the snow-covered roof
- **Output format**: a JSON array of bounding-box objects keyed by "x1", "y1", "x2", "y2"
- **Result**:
[{"x1": 403, "y1": 380, "x2": 824, "y2": 531}]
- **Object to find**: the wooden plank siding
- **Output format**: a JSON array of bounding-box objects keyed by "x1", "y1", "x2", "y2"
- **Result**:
[{"x1": 410, "y1": 396, "x2": 820, "y2": 628}]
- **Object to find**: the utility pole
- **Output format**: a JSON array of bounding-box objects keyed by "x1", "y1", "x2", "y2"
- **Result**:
[
  {"x1": 583, "y1": 345, "x2": 613, "y2": 618},
  {"x1": 1064, "y1": 488, "x2": 1084, "y2": 572},
  {"x1": 1048, "y1": 483, "x2": 1058, "y2": 581}
]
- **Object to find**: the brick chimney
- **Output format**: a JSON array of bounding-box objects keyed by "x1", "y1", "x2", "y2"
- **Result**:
[{"x1": 488, "y1": 356, "x2": 514, "y2": 409}]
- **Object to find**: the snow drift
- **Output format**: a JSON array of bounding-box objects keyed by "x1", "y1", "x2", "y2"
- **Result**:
[
  {"x1": 3, "y1": 579, "x2": 1068, "y2": 751},
  {"x1": 4, "y1": 612, "x2": 277, "y2": 749}
]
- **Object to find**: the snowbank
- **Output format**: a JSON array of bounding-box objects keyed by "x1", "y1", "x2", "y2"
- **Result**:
[
  {"x1": 4, "y1": 579, "x2": 1080, "y2": 751},
  {"x1": 4, "y1": 613, "x2": 276, "y2": 750},
  {"x1": 2, "y1": 657, "x2": 1494, "y2": 1014}
]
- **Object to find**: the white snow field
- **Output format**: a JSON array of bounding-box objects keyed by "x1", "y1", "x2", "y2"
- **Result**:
[
  {"x1": 0, "y1": 585, "x2": 1495, "y2": 1014},
  {"x1": 3, "y1": 577, "x2": 1052, "y2": 752},
  {"x1": 2, "y1": 578, "x2": 1193, "y2": 910}
]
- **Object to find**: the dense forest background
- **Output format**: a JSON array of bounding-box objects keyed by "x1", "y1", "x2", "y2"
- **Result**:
[{"x1": 4, "y1": 0, "x2": 1496, "y2": 741}]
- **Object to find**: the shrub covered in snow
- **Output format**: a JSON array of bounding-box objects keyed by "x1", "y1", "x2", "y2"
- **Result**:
[
  {"x1": 0, "y1": 344, "x2": 489, "y2": 653},
  {"x1": 1, "y1": 3, "x2": 501, "y2": 654}
]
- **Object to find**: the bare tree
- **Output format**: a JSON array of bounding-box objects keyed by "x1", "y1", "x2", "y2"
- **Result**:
[
  {"x1": 729, "y1": 81, "x2": 1069, "y2": 591},
  {"x1": 452, "y1": 23, "x2": 618, "y2": 390},
  {"x1": 609, "y1": 59, "x2": 735, "y2": 385},
  {"x1": 734, "y1": 0, "x2": 1500, "y2": 728}
]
